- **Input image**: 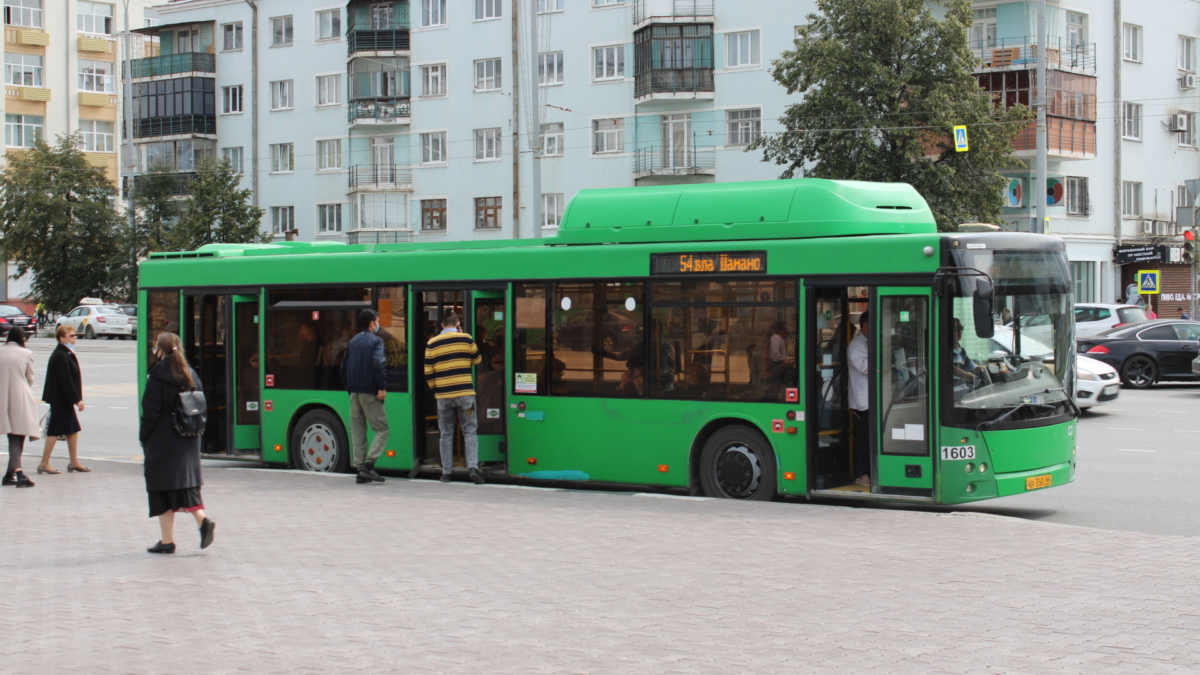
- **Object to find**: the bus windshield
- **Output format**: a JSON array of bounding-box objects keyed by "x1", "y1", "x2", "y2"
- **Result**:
[{"x1": 948, "y1": 248, "x2": 1075, "y2": 427}]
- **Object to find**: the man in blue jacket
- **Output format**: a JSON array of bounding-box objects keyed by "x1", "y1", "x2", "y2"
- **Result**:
[{"x1": 340, "y1": 309, "x2": 388, "y2": 484}]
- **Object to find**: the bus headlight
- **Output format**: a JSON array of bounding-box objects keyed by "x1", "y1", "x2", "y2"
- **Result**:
[{"x1": 964, "y1": 463, "x2": 974, "y2": 473}]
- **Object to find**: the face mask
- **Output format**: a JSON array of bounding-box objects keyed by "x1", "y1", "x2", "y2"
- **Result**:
[{"x1": 372, "y1": 324, "x2": 380, "y2": 334}]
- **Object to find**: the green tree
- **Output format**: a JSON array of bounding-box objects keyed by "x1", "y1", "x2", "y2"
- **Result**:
[
  {"x1": 172, "y1": 157, "x2": 266, "y2": 250},
  {"x1": 0, "y1": 135, "x2": 121, "y2": 313},
  {"x1": 753, "y1": 0, "x2": 1029, "y2": 231},
  {"x1": 109, "y1": 164, "x2": 181, "y2": 303}
]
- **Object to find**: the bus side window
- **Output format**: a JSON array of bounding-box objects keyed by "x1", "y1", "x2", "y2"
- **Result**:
[{"x1": 513, "y1": 284, "x2": 548, "y2": 396}]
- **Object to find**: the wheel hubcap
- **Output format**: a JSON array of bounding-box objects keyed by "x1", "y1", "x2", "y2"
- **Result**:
[
  {"x1": 714, "y1": 443, "x2": 762, "y2": 498},
  {"x1": 1128, "y1": 360, "x2": 1153, "y2": 385},
  {"x1": 299, "y1": 423, "x2": 338, "y2": 472}
]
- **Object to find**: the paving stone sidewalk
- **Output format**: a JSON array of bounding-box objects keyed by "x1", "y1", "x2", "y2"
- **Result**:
[{"x1": 1, "y1": 460, "x2": 1198, "y2": 675}]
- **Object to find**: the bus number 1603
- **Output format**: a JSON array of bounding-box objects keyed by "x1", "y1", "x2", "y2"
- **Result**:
[{"x1": 940, "y1": 445, "x2": 976, "y2": 460}]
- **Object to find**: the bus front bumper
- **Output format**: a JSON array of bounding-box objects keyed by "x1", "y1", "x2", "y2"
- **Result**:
[{"x1": 993, "y1": 460, "x2": 1075, "y2": 498}]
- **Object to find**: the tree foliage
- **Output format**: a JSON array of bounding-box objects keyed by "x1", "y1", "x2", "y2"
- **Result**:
[
  {"x1": 0, "y1": 136, "x2": 120, "y2": 313},
  {"x1": 171, "y1": 157, "x2": 265, "y2": 251},
  {"x1": 753, "y1": 0, "x2": 1029, "y2": 231},
  {"x1": 109, "y1": 164, "x2": 181, "y2": 303}
]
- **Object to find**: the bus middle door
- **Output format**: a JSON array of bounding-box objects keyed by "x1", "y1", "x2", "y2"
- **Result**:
[
  {"x1": 874, "y1": 287, "x2": 934, "y2": 496},
  {"x1": 471, "y1": 290, "x2": 507, "y2": 463},
  {"x1": 230, "y1": 294, "x2": 262, "y2": 455}
]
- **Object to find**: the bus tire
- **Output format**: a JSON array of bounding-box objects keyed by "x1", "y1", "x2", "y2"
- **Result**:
[
  {"x1": 698, "y1": 424, "x2": 777, "y2": 501},
  {"x1": 290, "y1": 409, "x2": 349, "y2": 473}
]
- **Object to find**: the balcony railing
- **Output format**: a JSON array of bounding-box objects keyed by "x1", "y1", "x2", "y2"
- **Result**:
[
  {"x1": 633, "y1": 0, "x2": 714, "y2": 23},
  {"x1": 348, "y1": 98, "x2": 411, "y2": 124},
  {"x1": 127, "y1": 172, "x2": 199, "y2": 197},
  {"x1": 633, "y1": 145, "x2": 715, "y2": 174},
  {"x1": 634, "y1": 68, "x2": 714, "y2": 98},
  {"x1": 348, "y1": 28, "x2": 410, "y2": 54},
  {"x1": 970, "y1": 36, "x2": 1096, "y2": 74},
  {"x1": 348, "y1": 164, "x2": 413, "y2": 189},
  {"x1": 346, "y1": 230, "x2": 412, "y2": 245},
  {"x1": 131, "y1": 114, "x2": 216, "y2": 139},
  {"x1": 127, "y1": 52, "x2": 215, "y2": 79}
]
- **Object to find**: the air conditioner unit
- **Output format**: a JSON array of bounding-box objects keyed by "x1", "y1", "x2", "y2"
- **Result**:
[
  {"x1": 1141, "y1": 220, "x2": 1155, "y2": 234},
  {"x1": 1182, "y1": 73, "x2": 1198, "y2": 90},
  {"x1": 1171, "y1": 113, "x2": 1190, "y2": 133}
]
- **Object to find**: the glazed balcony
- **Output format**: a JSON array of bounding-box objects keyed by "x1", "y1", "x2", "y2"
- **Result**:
[
  {"x1": 348, "y1": 98, "x2": 411, "y2": 125},
  {"x1": 127, "y1": 52, "x2": 215, "y2": 79}
]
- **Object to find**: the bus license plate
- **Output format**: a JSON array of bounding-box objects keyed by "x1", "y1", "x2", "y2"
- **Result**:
[{"x1": 1025, "y1": 474, "x2": 1052, "y2": 490}]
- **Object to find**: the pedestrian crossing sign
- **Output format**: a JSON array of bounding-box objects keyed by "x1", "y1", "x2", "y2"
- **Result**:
[
  {"x1": 1137, "y1": 270, "x2": 1160, "y2": 294},
  {"x1": 953, "y1": 125, "x2": 969, "y2": 152}
]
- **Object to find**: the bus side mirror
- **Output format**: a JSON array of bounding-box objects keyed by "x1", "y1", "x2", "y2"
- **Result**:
[{"x1": 973, "y1": 279, "x2": 995, "y2": 339}]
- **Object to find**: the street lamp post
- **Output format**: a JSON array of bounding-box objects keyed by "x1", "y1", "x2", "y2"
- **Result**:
[{"x1": 120, "y1": 0, "x2": 137, "y2": 297}]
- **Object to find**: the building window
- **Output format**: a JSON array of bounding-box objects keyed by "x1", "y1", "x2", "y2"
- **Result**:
[
  {"x1": 421, "y1": 132, "x2": 446, "y2": 163},
  {"x1": 1123, "y1": 102, "x2": 1142, "y2": 140},
  {"x1": 1122, "y1": 181, "x2": 1142, "y2": 218},
  {"x1": 475, "y1": 58, "x2": 502, "y2": 91},
  {"x1": 222, "y1": 22, "x2": 243, "y2": 50},
  {"x1": 222, "y1": 146, "x2": 244, "y2": 173},
  {"x1": 78, "y1": 59, "x2": 113, "y2": 93},
  {"x1": 4, "y1": 53, "x2": 42, "y2": 87},
  {"x1": 1066, "y1": 12, "x2": 1087, "y2": 49},
  {"x1": 78, "y1": 119, "x2": 113, "y2": 152},
  {"x1": 316, "y1": 9, "x2": 341, "y2": 40},
  {"x1": 175, "y1": 29, "x2": 196, "y2": 53},
  {"x1": 1180, "y1": 184, "x2": 1195, "y2": 209},
  {"x1": 350, "y1": 57, "x2": 410, "y2": 98},
  {"x1": 421, "y1": 199, "x2": 447, "y2": 230},
  {"x1": 726, "y1": 108, "x2": 761, "y2": 146},
  {"x1": 76, "y1": 1, "x2": 113, "y2": 35},
  {"x1": 421, "y1": 0, "x2": 446, "y2": 27},
  {"x1": 542, "y1": 193, "x2": 563, "y2": 229},
  {"x1": 317, "y1": 139, "x2": 342, "y2": 169},
  {"x1": 593, "y1": 118, "x2": 624, "y2": 154},
  {"x1": 271, "y1": 206, "x2": 295, "y2": 234},
  {"x1": 317, "y1": 204, "x2": 342, "y2": 233},
  {"x1": 317, "y1": 74, "x2": 341, "y2": 106},
  {"x1": 4, "y1": 0, "x2": 42, "y2": 28},
  {"x1": 1066, "y1": 177, "x2": 1089, "y2": 216},
  {"x1": 357, "y1": 193, "x2": 407, "y2": 229},
  {"x1": 1123, "y1": 23, "x2": 1142, "y2": 62},
  {"x1": 541, "y1": 122, "x2": 563, "y2": 156},
  {"x1": 725, "y1": 31, "x2": 760, "y2": 68},
  {"x1": 475, "y1": 0, "x2": 500, "y2": 20},
  {"x1": 1182, "y1": 36, "x2": 1197, "y2": 73},
  {"x1": 593, "y1": 45, "x2": 625, "y2": 81},
  {"x1": 420, "y1": 64, "x2": 446, "y2": 96},
  {"x1": 538, "y1": 0, "x2": 563, "y2": 12},
  {"x1": 475, "y1": 197, "x2": 502, "y2": 229},
  {"x1": 1180, "y1": 112, "x2": 1197, "y2": 148},
  {"x1": 370, "y1": 2, "x2": 394, "y2": 29},
  {"x1": 970, "y1": 7, "x2": 996, "y2": 48},
  {"x1": 594, "y1": 0, "x2": 622, "y2": 6},
  {"x1": 270, "y1": 143, "x2": 294, "y2": 172},
  {"x1": 539, "y1": 52, "x2": 564, "y2": 85},
  {"x1": 5, "y1": 114, "x2": 42, "y2": 147},
  {"x1": 222, "y1": 85, "x2": 244, "y2": 113},
  {"x1": 475, "y1": 127, "x2": 502, "y2": 160},
  {"x1": 271, "y1": 80, "x2": 293, "y2": 110},
  {"x1": 1071, "y1": 261, "x2": 1096, "y2": 303},
  {"x1": 271, "y1": 15, "x2": 293, "y2": 46}
]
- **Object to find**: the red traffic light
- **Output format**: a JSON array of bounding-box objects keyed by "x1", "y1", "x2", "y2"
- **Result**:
[{"x1": 1186, "y1": 230, "x2": 1196, "y2": 241}]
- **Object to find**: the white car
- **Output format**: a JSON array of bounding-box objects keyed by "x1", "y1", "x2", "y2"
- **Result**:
[
  {"x1": 57, "y1": 304, "x2": 133, "y2": 340},
  {"x1": 1075, "y1": 354, "x2": 1120, "y2": 410},
  {"x1": 1075, "y1": 303, "x2": 1149, "y2": 338}
]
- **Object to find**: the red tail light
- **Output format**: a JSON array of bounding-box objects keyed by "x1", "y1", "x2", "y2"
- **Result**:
[
  {"x1": 1087, "y1": 345, "x2": 1110, "y2": 354},
  {"x1": 96, "y1": 316, "x2": 107, "y2": 323},
  {"x1": 1113, "y1": 323, "x2": 1126, "y2": 328}
]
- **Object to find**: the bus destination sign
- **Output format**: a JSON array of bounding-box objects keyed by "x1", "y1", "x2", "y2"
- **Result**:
[{"x1": 651, "y1": 251, "x2": 767, "y2": 276}]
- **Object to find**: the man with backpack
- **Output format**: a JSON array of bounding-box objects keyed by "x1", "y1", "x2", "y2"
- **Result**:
[{"x1": 340, "y1": 309, "x2": 388, "y2": 485}]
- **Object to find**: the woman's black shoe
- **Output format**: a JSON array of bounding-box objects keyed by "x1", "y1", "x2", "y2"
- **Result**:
[
  {"x1": 147, "y1": 541, "x2": 176, "y2": 554},
  {"x1": 199, "y1": 518, "x2": 215, "y2": 549}
]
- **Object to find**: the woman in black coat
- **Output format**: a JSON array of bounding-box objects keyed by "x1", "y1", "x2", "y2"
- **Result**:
[
  {"x1": 140, "y1": 332, "x2": 215, "y2": 554},
  {"x1": 36, "y1": 324, "x2": 88, "y2": 474}
]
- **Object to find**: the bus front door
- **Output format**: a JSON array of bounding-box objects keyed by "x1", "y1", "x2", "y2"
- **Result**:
[
  {"x1": 230, "y1": 294, "x2": 262, "y2": 455},
  {"x1": 873, "y1": 288, "x2": 934, "y2": 497}
]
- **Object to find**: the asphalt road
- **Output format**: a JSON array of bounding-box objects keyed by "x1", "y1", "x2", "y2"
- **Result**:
[{"x1": 30, "y1": 338, "x2": 1200, "y2": 538}]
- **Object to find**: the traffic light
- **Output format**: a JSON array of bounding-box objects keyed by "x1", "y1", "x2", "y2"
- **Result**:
[{"x1": 1185, "y1": 229, "x2": 1196, "y2": 264}]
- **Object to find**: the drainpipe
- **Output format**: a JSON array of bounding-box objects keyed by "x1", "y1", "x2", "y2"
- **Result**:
[
  {"x1": 245, "y1": 0, "x2": 259, "y2": 209},
  {"x1": 1113, "y1": 0, "x2": 1123, "y2": 302},
  {"x1": 511, "y1": 0, "x2": 520, "y2": 238},
  {"x1": 65, "y1": 0, "x2": 72, "y2": 131},
  {"x1": 1035, "y1": 0, "x2": 1046, "y2": 234}
]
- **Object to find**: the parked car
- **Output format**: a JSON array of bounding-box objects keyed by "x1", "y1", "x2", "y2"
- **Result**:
[
  {"x1": 0, "y1": 305, "x2": 33, "y2": 336},
  {"x1": 1076, "y1": 320, "x2": 1200, "y2": 388},
  {"x1": 1074, "y1": 303, "x2": 1149, "y2": 338},
  {"x1": 117, "y1": 304, "x2": 137, "y2": 337},
  {"x1": 554, "y1": 311, "x2": 640, "y2": 352},
  {"x1": 56, "y1": 304, "x2": 133, "y2": 340},
  {"x1": 1075, "y1": 355, "x2": 1121, "y2": 409}
]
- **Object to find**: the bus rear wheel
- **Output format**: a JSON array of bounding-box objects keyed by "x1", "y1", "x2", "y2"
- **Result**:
[
  {"x1": 699, "y1": 425, "x2": 777, "y2": 501},
  {"x1": 291, "y1": 409, "x2": 349, "y2": 473}
]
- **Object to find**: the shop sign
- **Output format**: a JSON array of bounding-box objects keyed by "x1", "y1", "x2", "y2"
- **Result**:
[{"x1": 1115, "y1": 245, "x2": 1165, "y2": 265}]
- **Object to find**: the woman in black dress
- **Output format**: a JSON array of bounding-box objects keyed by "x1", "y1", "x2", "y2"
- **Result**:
[
  {"x1": 140, "y1": 332, "x2": 215, "y2": 554},
  {"x1": 36, "y1": 324, "x2": 87, "y2": 474}
]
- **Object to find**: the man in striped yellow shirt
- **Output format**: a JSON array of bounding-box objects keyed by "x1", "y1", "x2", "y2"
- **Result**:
[{"x1": 424, "y1": 313, "x2": 485, "y2": 484}]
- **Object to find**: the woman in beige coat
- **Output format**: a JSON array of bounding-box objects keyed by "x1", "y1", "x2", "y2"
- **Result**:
[{"x1": 0, "y1": 328, "x2": 40, "y2": 488}]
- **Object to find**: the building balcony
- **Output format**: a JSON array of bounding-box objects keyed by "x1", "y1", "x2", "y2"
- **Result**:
[
  {"x1": 127, "y1": 52, "x2": 215, "y2": 79},
  {"x1": 633, "y1": 145, "x2": 715, "y2": 178},
  {"x1": 634, "y1": 68, "x2": 714, "y2": 100},
  {"x1": 348, "y1": 98, "x2": 411, "y2": 125},
  {"x1": 127, "y1": 172, "x2": 199, "y2": 197},
  {"x1": 1011, "y1": 117, "x2": 1096, "y2": 160},
  {"x1": 971, "y1": 36, "x2": 1096, "y2": 75},
  {"x1": 348, "y1": 28, "x2": 409, "y2": 55},
  {"x1": 348, "y1": 164, "x2": 413, "y2": 191},
  {"x1": 633, "y1": 0, "x2": 713, "y2": 26},
  {"x1": 346, "y1": 229, "x2": 413, "y2": 245},
  {"x1": 4, "y1": 28, "x2": 47, "y2": 46},
  {"x1": 132, "y1": 115, "x2": 216, "y2": 139}
]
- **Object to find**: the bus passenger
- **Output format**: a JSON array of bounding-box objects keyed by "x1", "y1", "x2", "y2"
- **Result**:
[
  {"x1": 847, "y1": 311, "x2": 870, "y2": 488},
  {"x1": 425, "y1": 313, "x2": 485, "y2": 485},
  {"x1": 685, "y1": 362, "x2": 711, "y2": 398},
  {"x1": 340, "y1": 309, "x2": 388, "y2": 485},
  {"x1": 615, "y1": 355, "x2": 646, "y2": 397}
]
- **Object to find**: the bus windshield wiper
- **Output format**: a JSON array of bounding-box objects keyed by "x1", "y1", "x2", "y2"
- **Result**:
[
  {"x1": 1041, "y1": 387, "x2": 1081, "y2": 417},
  {"x1": 977, "y1": 400, "x2": 1055, "y2": 431}
]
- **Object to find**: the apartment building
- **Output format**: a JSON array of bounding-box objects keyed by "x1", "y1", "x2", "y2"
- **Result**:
[{"x1": 973, "y1": 0, "x2": 1200, "y2": 309}]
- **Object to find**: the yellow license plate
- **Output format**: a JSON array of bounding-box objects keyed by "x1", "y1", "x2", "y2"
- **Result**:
[{"x1": 1025, "y1": 474, "x2": 1052, "y2": 490}]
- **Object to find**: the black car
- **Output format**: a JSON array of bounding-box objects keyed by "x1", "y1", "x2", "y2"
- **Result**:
[
  {"x1": 0, "y1": 305, "x2": 34, "y2": 336},
  {"x1": 1077, "y1": 320, "x2": 1200, "y2": 388},
  {"x1": 118, "y1": 304, "x2": 137, "y2": 337}
]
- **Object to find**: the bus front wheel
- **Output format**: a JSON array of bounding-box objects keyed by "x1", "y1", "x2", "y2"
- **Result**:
[
  {"x1": 290, "y1": 409, "x2": 349, "y2": 473},
  {"x1": 699, "y1": 425, "x2": 777, "y2": 501}
]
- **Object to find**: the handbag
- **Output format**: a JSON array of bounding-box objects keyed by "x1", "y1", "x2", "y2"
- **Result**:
[
  {"x1": 172, "y1": 388, "x2": 207, "y2": 437},
  {"x1": 39, "y1": 411, "x2": 48, "y2": 438}
]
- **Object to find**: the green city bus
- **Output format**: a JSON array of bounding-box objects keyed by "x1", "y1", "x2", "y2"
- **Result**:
[{"x1": 137, "y1": 179, "x2": 1077, "y2": 504}]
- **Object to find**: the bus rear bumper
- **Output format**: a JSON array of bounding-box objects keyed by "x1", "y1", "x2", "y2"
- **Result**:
[{"x1": 993, "y1": 461, "x2": 1075, "y2": 498}]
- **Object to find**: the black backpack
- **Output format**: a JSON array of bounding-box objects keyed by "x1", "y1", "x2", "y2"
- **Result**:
[{"x1": 172, "y1": 387, "x2": 207, "y2": 437}]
